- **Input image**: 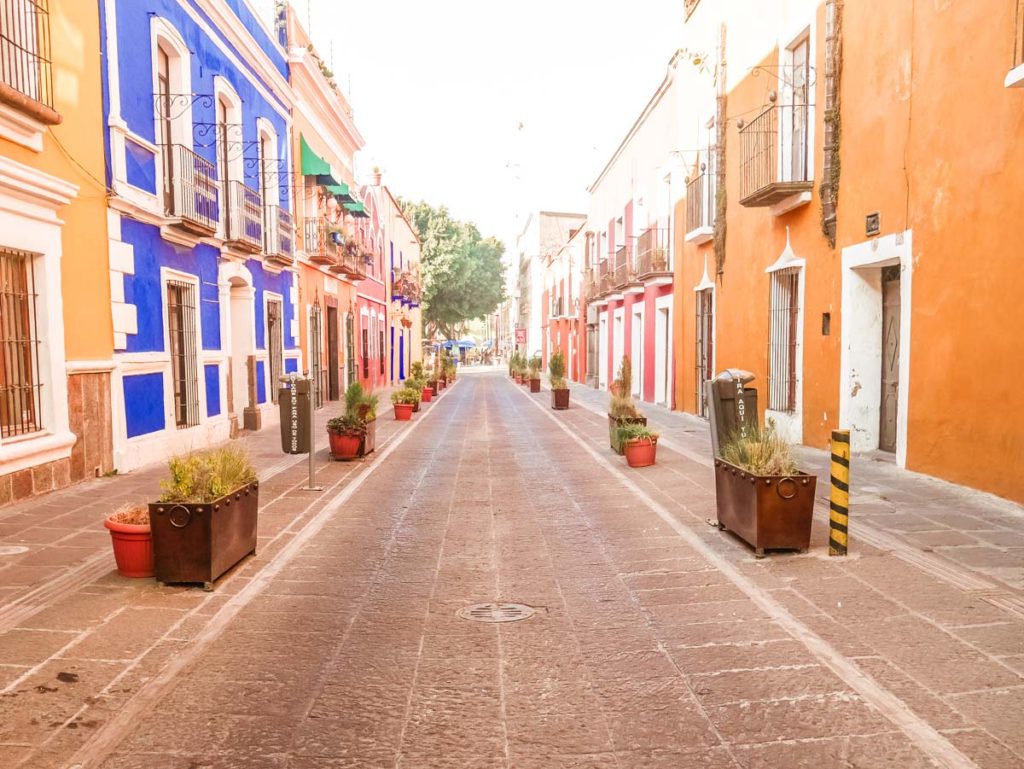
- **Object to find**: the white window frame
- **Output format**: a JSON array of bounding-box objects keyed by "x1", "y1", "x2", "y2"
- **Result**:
[{"x1": 765, "y1": 238, "x2": 805, "y2": 444}]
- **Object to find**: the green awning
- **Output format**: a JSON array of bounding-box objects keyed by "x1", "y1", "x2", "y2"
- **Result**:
[
  {"x1": 344, "y1": 201, "x2": 368, "y2": 218},
  {"x1": 327, "y1": 183, "x2": 355, "y2": 203},
  {"x1": 300, "y1": 135, "x2": 332, "y2": 177}
]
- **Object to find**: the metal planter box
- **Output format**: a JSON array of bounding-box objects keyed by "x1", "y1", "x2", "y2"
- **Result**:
[
  {"x1": 608, "y1": 414, "x2": 647, "y2": 455},
  {"x1": 150, "y1": 482, "x2": 259, "y2": 589},
  {"x1": 529, "y1": 378, "x2": 541, "y2": 393},
  {"x1": 713, "y1": 460, "x2": 816, "y2": 554},
  {"x1": 551, "y1": 389, "x2": 570, "y2": 410},
  {"x1": 360, "y1": 418, "x2": 377, "y2": 456}
]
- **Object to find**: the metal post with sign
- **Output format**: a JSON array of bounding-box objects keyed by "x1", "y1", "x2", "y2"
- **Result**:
[{"x1": 278, "y1": 374, "x2": 321, "y2": 491}]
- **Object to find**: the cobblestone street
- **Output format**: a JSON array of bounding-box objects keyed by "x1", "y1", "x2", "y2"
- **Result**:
[{"x1": 1, "y1": 370, "x2": 1022, "y2": 768}]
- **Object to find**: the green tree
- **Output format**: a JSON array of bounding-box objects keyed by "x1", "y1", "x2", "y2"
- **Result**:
[{"x1": 401, "y1": 199, "x2": 506, "y2": 340}]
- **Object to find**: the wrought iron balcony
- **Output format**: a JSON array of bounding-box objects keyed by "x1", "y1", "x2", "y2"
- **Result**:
[
  {"x1": 636, "y1": 227, "x2": 672, "y2": 278},
  {"x1": 164, "y1": 144, "x2": 219, "y2": 235},
  {"x1": 225, "y1": 180, "x2": 262, "y2": 253},
  {"x1": 263, "y1": 205, "x2": 294, "y2": 267},
  {"x1": 331, "y1": 244, "x2": 366, "y2": 281},
  {"x1": 598, "y1": 260, "x2": 613, "y2": 295},
  {"x1": 738, "y1": 103, "x2": 813, "y2": 207},
  {"x1": 685, "y1": 170, "x2": 715, "y2": 240},
  {"x1": 301, "y1": 217, "x2": 340, "y2": 266},
  {"x1": 611, "y1": 246, "x2": 634, "y2": 290}
]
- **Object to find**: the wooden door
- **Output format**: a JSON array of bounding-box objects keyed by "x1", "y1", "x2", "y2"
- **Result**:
[{"x1": 880, "y1": 267, "x2": 900, "y2": 452}]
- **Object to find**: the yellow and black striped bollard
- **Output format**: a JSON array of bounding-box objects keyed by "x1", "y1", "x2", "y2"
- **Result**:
[{"x1": 829, "y1": 430, "x2": 851, "y2": 556}]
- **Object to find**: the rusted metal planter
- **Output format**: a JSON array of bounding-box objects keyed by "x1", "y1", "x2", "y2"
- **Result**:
[
  {"x1": 608, "y1": 414, "x2": 647, "y2": 455},
  {"x1": 713, "y1": 459, "x2": 816, "y2": 554},
  {"x1": 149, "y1": 482, "x2": 259, "y2": 589},
  {"x1": 529, "y1": 378, "x2": 541, "y2": 393},
  {"x1": 360, "y1": 418, "x2": 376, "y2": 456},
  {"x1": 551, "y1": 389, "x2": 570, "y2": 410}
]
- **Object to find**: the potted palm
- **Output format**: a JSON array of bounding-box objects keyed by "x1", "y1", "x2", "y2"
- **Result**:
[
  {"x1": 327, "y1": 413, "x2": 365, "y2": 461},
  {"x1": 608, "y1": 356, "x2": 646, "y2": 454},
  {"x1": 549, "y1": 350, "x2": 570, "y2": 409},
  {"x1": 391, "y1": 386, "x2": 420, "y2": 420},
  {"x1": 618, "y1": 423, "x2": 660, "y2": 467},
  {"x1": 406, "y1": 377, "x2": 425, "y2": 411},
  {"x1": 104, "y1": 504, "x2": 153, "y2": 578},
  {"x1": 149, "y1": 447, "x2": 258, "y2": 589},
  {"x1": 343, "y1": 382, "x2": 378, "y2": 456},
  {"x1": 715, "y1": 424, "x2": 818, "y2": 554},
  {"x1": 528, "y1": 356, "x2": 542, "y2": 393}
]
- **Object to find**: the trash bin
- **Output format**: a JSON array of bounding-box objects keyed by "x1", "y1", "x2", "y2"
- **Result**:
[
  {"x1": 278, "y1": 376, "x2": 311, "y2": 455},
  {"x1": 705, "y1": 369, "x2": 758, "y2": 457}
]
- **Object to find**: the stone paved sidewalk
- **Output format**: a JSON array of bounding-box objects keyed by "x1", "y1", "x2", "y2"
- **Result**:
[
  {"x1": 564, "y1": 379, "x2": 1024, "y2": 592},
  {"x1": 2, "y1": 371, "x2": 1022, "y2": 768}
]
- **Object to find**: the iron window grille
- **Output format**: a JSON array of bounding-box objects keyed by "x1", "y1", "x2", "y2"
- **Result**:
[
  {"x1": 0, "y1": 248, "x2": 43, "y2": 437},
  {"x1": 0, "y1": 0, "x2": 53, "y2": 110},
  {"x1": 768, "y1": 268, "x2": 801, "y2": 413},
  {"x1": 267, "y1": 300, "x2": 283, "y2": 404},
  {"x1": 166, "y1": 280, "x2": 200, "y2": 429}
]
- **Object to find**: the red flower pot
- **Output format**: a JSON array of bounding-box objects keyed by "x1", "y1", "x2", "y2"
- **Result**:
[
  {"x1": 623, "y1": 438, "x2": 658, "y2": 468},
  {"x1": 328, "y1": 430, "x2": 361, "y2": 460},
  {"x1": 421, "y1": 387, "x2": 433, "y2": 403},
  {"x1": 104, "y1": 517, "x2": 154, "y2": 578},
  {"x1": 394, "y1": 403, "x2": 414, "y2": 420}
]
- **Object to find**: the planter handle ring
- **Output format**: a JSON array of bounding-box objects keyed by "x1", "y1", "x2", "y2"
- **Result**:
[
  {"x1": 776, "y1": 477, "x2": 799, "y2": 500},
  {"x1": 168, "y1": 504, "x2": 193, "y2": 528}
]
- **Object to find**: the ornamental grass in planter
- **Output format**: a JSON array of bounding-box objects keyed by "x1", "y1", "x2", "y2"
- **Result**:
[
  {"x1": 391, "y1": 386, "x2": 420, "y2": 420},
  {"x1": 618, "y1": 423, "x2": 660, "y2": 468},
  {"x1": 714, "y1": 424, "x2": 817, "y2": 555},
  {"x1": 528, "y1": 356, "x2": 542, "y2": 393},
  {"x1": 149, "y1": 447, "x2": 259, "y2": 589},
  {"x1": 343, "y1": 382, "x2": 378, "y2": 456},
  {"x1": 549, "y1": 350, "x2": 570, "y2": 409},
  {"x1": 104, "y1": 503, "x2": 154, "y2": 578},
  {"x1": 608, "y1": 356, "x2": 646, "y2": 454}
]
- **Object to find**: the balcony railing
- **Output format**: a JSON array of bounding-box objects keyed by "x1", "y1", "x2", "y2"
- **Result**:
[
  {"x1": 0, "y1": 0, "x2": 57, "y2": 122},
  {"x1": 225, "y1": 180, "x2": 262, "y2": 253},
  {"x1": 164, "y1": 144, "x2": 218, "y2": 235},
  {"x1": 738, "y1": 103, "x2": 813, "y2": 207},
  {"x1": 263, "y1": 205, "x2": 294, "y2": 267},
  {"x1": 550, "y1": 296, "x2": 566, "y2": 319},
  {"x1": 612, "y1": 246, "x2": 634, "y2": 289},
  {"x1": 598, "y1": 260, "x2": 612, "y2": 295},
  {"x1": 685, "y1": 170, "x2": 715, "y2": 238},
  {"x1": 301, "y1": 217, "x2": 339, "y2": 266},
  {"x1": 635, "y1": 228, "x2": 671, "y2": 277},
  {"x1": 332, "y1": 245, "x2": 366, "y2": 281}
]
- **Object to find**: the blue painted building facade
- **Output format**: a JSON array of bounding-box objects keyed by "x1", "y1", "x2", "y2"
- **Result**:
[{"x1": 101, "y1": 0, "x2": 298, "y2": 469}]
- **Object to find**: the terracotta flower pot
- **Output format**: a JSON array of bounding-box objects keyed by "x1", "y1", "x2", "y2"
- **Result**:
[
  {"x1": 421, "y1": 387, "x2": 433, "y2": 403},
  {"x1": 394, "y1": 403, "x2": 414, "y2": 420},
  {"x1": 104, "y1": 517, "x2": 154, "y2": 578},
  {"x1": 623, "y1": 437, "x2": 658, "y2": 468},
  {"x1": 328, "y1": 429, "x2": 361, "y2": 460}
]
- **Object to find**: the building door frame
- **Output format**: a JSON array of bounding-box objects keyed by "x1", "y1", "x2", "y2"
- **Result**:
[
  {"x1": 839, "y1": 230, "x2": 913, "y2": 467},
  {"x1": 654, "y1": 294, "x2": 673, "y2": 408},
  {"x1": 598, "y1": 312, "x2": 608, "y2": 390}
]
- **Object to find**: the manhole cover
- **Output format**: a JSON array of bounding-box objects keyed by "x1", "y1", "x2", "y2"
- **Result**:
[
  {"x1": 0, "y1": 546, "x2": 29, "y2": 556},
  {"x1": 458, "y1": 603, "x2": 535, "y2": 623}
]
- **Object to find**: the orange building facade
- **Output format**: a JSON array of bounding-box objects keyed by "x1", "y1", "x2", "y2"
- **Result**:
[
  {"x1": 285, "y1": 8, "x2": 370, "y2": 408},
  {"x1": 669, "y1": 0, "x2": 1024, "y2": 502}
]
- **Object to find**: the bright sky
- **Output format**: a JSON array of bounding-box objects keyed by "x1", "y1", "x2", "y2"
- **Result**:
[{"x1": 254, "y1": 0, "x2": 683, "y2": 253}]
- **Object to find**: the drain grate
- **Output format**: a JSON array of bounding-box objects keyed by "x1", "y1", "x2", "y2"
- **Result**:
[{"x1": 458, "y1": 602, "x2": 535, "y2": 623}]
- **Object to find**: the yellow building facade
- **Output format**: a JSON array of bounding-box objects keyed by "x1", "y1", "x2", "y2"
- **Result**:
[{"x1": 0, "y1": 0, "x2": 113, "y2": 503}]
